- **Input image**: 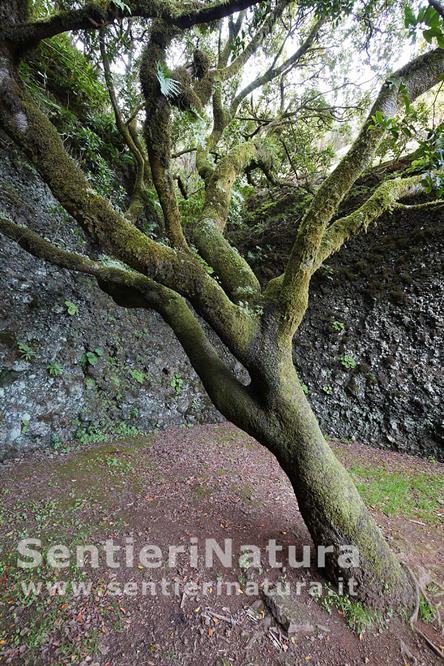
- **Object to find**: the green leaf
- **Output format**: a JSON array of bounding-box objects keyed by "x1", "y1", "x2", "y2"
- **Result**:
[
  {"x1": 156, "y1": 62, "x2": 181, "y2": 99},
  {"x1": 404, "y1": 5, "x2": 416, "y2": 27},
  {"x1": 111, "y1": 0, "x2": 132, "y2": 14},
  {"x1": 64, "y1": 300, "x2": 79, "y2": 316}
]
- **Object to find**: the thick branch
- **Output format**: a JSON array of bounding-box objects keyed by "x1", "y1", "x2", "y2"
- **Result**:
[
  {"x1": 316, "y1": 173, "x2": 441, "y2": 266},
  {"x1": 195, "y1": 82, "x2": 226, "y2": 181},
  {"x1": 192, "y1": 141, "x2": 262, "y2": 298},
  {"x1": 5, "y1": 0, "x2": 264, "y2": 49},
  {"x1": 218, "y1": 10, "x2": 246, "y2": 69},
  {"x1": 0, "y1": 65, "x2": 256, "y2": 360},
  {"x1": 140, "y1": 22, "x2": 190, "y2": 249},
  {"x1": 276, "y1": 47, "x2": 444, "y2": 336}
]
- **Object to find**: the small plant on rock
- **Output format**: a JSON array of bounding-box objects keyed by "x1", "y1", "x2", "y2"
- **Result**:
[
  {"x1": 64, "y1": 300, "x2": 79, "y2": 316},
  {"x1": 17, "y1": 342, "x2": 35, "y2": 361},
  {"x1": 47, "y1": 362, "x2": 63, "y2": 377},
  {"x1": 331, "y1": 320, "x2": 345, "y2": 332},
  {"x1": 129, "y1": 369, "x2": 147, "y2": 385},
  {"x1": 170, "y1": 372, "x2": 184, "y2": 394},
  {"x1": 81, "y1": 347, "x2": 104, "y2": 366},
  {"x1": 339, "y1": 354, "x2": 357, "y2": 369}
]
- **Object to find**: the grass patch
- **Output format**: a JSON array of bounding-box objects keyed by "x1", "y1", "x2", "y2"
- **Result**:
[
  {"x1": 0, "y1": 549, "x2": 103, "y2": 661},
  {"x1": 192, "y1": 483, "x2": 212, "y2": 499},
  {"x1": 232, "y1": 483, "x2": 256, "y2": 504},
  {"x1": 313, "y1": 586, "x2": 378, "y2": 635},
  {"x1": 349, "y1": 464, "x2": 443, "y2": 524},
  {"x1": 419, "y1": 596, "x2": 437, "y2": 623}
]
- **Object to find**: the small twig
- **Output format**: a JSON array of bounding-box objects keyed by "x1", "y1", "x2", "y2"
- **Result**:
[{"x1": 205, "y1": 609, "x2": 236, "y2": 626}]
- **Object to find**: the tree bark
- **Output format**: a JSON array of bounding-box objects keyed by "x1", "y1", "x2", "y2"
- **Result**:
[{"x1": 225, "y1": 346, "x2": 415, "y2": 609}]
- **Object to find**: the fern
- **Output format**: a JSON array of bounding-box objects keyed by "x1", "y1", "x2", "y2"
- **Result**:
[{"x1": 156, "y1": 62, "x2": 181, "y2": 99}]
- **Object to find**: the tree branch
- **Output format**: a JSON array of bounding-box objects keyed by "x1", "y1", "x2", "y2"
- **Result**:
[
  {"x1": 5, "y1": 0, "x2": 264, "y2": 49},
  {"x1": 230, "y1": 18, "x2": 325, "y2": 116},
  {"x1": 192, "y1": 141, "x2": 262, "y2": 299},
  {"x1": 0, "y1": 67, "x2": 255, "y2": 360},
  {"x1": 274, "y1": 47, "x2": 444, "y2": 337},
  {"x1": 99, "y1": 28, "x2": 149, "y2": 223},
  {"x1": 140, "y1": 21, "x2": 190, "y2": 250},
  {"x1": 218, "y1": 0, "x2": 290, "y2": 82},
  {"x1": 315, "y1": 173, "x2": 442, "y2": 267}
]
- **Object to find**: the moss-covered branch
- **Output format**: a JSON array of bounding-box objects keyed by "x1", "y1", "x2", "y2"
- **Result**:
[
  {"x1": 192, "y1": 141, "x2": 262, "y2": 298},
  {"x1": 195, "y1": 82, "x2": 226, "y2": 182},
  {"x1": 276, "y1": 47, "x2": 444, "y2": 337},
  {"x1": 4, "y1": 0, "x2": 264, "y2": 49},
  {"x1": 140, "y1": 22, "x2": 190, "y2": 250},
  {"x1": 316, "y1": 173, "x2": 442, "y2": 267},
  {"x1": 0, "y1": 62, "x2": 257, "y2": 360}
]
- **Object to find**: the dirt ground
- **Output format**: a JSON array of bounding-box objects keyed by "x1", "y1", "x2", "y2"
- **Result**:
[{"x1": 0, "y1": 423, "x2": 443, "y2": 665}]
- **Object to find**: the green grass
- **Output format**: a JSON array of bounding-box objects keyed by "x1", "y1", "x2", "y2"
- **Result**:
[
  {"x1": 314, "y1": 586, "x2": 378, "y2": 635},
  {"x1": 349, "y1": 464, "x2": 443, "y2": 524},
  {"x1": 419, "y1": 597, "x2": 437, "y2": 623},
  {"x1": 192, "y1": 483, "x2": 212, "y2": 499}
]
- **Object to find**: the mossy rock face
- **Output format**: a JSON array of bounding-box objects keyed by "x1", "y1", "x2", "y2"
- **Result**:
[{"x1": 0, "y1": 133, "x2": 222, "y2": 460}]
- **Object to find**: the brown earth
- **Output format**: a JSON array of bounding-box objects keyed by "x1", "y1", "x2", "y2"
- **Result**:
[{"x1": 0, "y1": 423, "x2": 443, "y2": 665}]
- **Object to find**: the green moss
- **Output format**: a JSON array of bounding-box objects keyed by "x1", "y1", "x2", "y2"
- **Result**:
[{"x1": 192, "y1": 483, "x2": 212, "y2": 499}]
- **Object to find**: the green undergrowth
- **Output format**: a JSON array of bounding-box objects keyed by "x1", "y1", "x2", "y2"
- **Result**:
[
  {"x1": 348, "y1": 463, "x2": 443, "y2": 524},
  {"x1": 313, "y1": 584, "x2": 381, "y2": 635},
  {"x1": 419, "y1": 595, "x2": 437, "y2": 623},
  {"x1": 0, "y1": 544, "x2": 116, "y2": 662}
]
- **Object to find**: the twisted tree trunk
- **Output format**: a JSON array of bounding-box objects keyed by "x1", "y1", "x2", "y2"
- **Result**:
[{"x1": 223, "y1": 344, "x2": 415, "y2": 609}]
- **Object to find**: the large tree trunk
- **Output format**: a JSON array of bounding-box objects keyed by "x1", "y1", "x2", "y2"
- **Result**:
[{"x1": 226, "y1": 347, "x2": 416, "y2": 610}]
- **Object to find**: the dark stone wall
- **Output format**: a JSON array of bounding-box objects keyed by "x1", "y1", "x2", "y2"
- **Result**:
[
  {"x1": 0, "y1": 133, "x2": 220, "y2": 459},
  {"x1": 229, "y1": 188, "x2": 444, "y2": 461}
]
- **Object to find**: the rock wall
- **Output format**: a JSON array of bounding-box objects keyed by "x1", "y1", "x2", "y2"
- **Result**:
[
  {"x1": 1, "y1": 135, "x2": 443, "y2": 460},
  {"x1": 0, "y1": 134, "x2": 220, "y2": 459},
  {"x1": 230, "y1": 189, "x2": 444, "y2": 461}
]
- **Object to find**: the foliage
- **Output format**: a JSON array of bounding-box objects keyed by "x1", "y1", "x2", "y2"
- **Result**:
[
  {"x1": 81, "y1": 348, "x2": 104, "y2": 367},
  {"x1": 339, "y1": 354, "x2": 357, "y2": 369},
  {"x1": 64, "y1": 300, "x2": 79, "y2": 316},
  {"x1": 409, "y1": 124, "x2": 444, "y2": 197},
  {"x1": 419, "y1": 596, "x2": 437, "y2": 622},
  {"x1": 350, "y1": 464, "x2": 443, "y2": 524},
  {"x1": 170, "y1": 372, "x2": 184, "y2": 394},
  {"x1": 156, "y1": 62, "x2": 181, "y2": 99},
  {"x1": 404, "y1": 3, "x2": 444, "y2": 47},
  {"x1": 21, "y1": 34, "x2": 129, "y2": 208},
  {"x1": 312, "y1": 585, "x2": 377, "y2": 634},
  {"x1": 47, "y1": 362, "x2": 63, "y2": 377},
  {"x1": 17, "y1": 342, "x2": 35, "y2": 362},
  {"x1": 129, "y1": 369, "x2": 148, "y2": 385}
]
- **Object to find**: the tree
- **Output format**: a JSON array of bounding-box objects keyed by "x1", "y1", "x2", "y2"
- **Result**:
[{"x1": 0, "y1": 0, "x2": 443, "y2": 609}]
